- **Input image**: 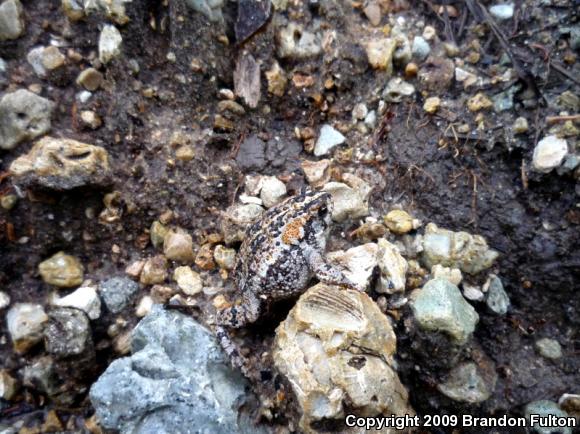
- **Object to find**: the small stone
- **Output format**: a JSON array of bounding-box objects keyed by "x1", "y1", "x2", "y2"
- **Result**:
[
  {"x1": 532, "y1": 135, "x2": 569, "y2": 172},
  {"x1": 328, "y1": 243, "x2": 378, "y2": 290},
  {"x1": 418, "y1": 57, "x2": 455, "y2": 92},
  {"x1": 412, "y1": 36, "x2": 430, "y2": 60},
  {"x1": 484, "y1": 274, "x2": 510, "y2": 315},
  {"x1": 364, "y1": 110, "x2": 377, "y2": 128},
  {"x1": 163, "y1": 229, "x2": 195, "y2": 263},
  {"x1": 423, "y1": 96, "x2": 441, "y2": 114},
  {"x1": 98, "y1": 25, "x2": 123, "y2": 64},
  {"x1": 10, "y1": 136, "x2": 111, "y2": 190},
  {"x1": 265, "y1": 61, "x2": 287, "y2": 97},
  {"x1": 277, "y1": 23, "x2": 321, "y2": 59},
  {"x1": 214, "y1": 114, "x2": 234, "y2": 131},
  {"x1": 352, "y1": 103, "x2": 368, "y2": 121},
  {"x1": 383, "y1": 77, "x2": 415, "y2": 103},
  {"x1": 80, "y1": 110, "x2": 102, "y2": 129},
  {"x1": 1, "y1": 193, "x2": 17, "y2": 210},
  {"x1": 363, "y1": 0, "x2": 381, "y2": 26},
  {"x1": 39, "y1": 252, "x2": 84, "y2": 288},
  {"x1": 173, "y1": 266, "x2": 202, "y2": 295},
  {"x1": 411, "y1": 278, "x2": 479, "y2": 344},
  {"x1": 0, "y1": 370, "x2": 18, "y2": 400},
  {"x1": 41, "y1": 46, "x2": 65, "y2": 71},
  {"x1": 559, "y1": 394, "x2": 580, "y2": 418},
  {"x1": 365, "y1": 38, "x2": 396, "y2": 72},
  {"x1": 467, "y1": 92, "x2": 493, "y2": 112},
  {"x1": 384, "y1": 209, "x2": 414, "y2": 234},
  {"x1": 443, "y1": 42, "x2": 461, "y2": 57},
  {"x1": 0, "y1": 0, "x2": 24, "y2": 41},
  {"x1": 221, "y1": 203, "x2": 264, "y2": 244},
  {"x1": 462, "y1": 283, "x2": 484, "y2": 301},
  {"x1": 0, "y1": 290, "x2": 10, "y2": 309},
  {"x1": 260, "y1": 176, "x2": 286, "y2": 207},
  {"x1": 140, "y1": 255, "x2": 168, "y2": 285},
  {"x1": 42, "y1": 410, "x2": 63, "y2": 432},
  {"x1": 213, "y1": 245, "x2": 236, "y2": 270},
  {"x1": 404, "y1": 62, "x2": 419, "y2": 78},
  {"x1": 535, "y1": 338, "x2": 563, "y2": 360},
  {"x1": 76, "y1": 68, "x2": 104, "y2": 91},
  {"x1": 195, "y1": 243, "x2": 216, "y2": 270},
  {"x1": 431, "y1": 264, "x2": 462, "y2": 286},
  {"x1": 489, "y1": 3, "x2": 514, "y2": 20},
  {"x1": 513, "y1": 116, "x2": 529, "y2": 134},
  {"x1": 125, "y1": 260, "x2": 145, "y2": 279},
  {"x1": 524, "y1": 400, "x2": 572, "y2": 434},
  {"x1": 437, "y1": 362, "x2": 495, "y2": 403},
  {"x1": 0, "y1": 89, "x2": 54, "y2": 150},
  {"x1": 62, "y1": 0, "x2": 85, "y2": 21},
  {"x1": 6, "y1": 303, "x2": 48, "y2": 353},
  {"x1": 51, "y1": 286, "x2": 101, "y2": 320},
  {"x1": 314, "y1": 124, "x2": 346, "y2": 157},
  {"x1": 175, "y1": 145, "x2": 195, "y2": 161},
  {"x1": 135, "y1": 296, "x2": 154, "y2": 317},
  {"x1": 422, "y1": 25, "x2": 436, "y2": 41},
  {"x1": 150, "y1": 221, "x2": 168, "y2": 249},
  {"x1": 377, "y1": 238, "x2": 408, "y2": 293},
  {"x1": 323, "y1": 178, "x2": 370, "y2": 223},
  {"x1": 150, "y1": 285, "x2": 174, "y2": 303},
  {"x1": 302, "y1": 159, "x2": 331, "y2": 188},
  {"x1": 184, "y1": 0, "x2": 225, "y2": 22},
  {"x1": 44, "y1": 307, "x2": 92, "y2": 357},
  {"x1": 100, "y1": 277, "x2": 139, "y2": 313},
  {"x1": 234, "y1": 52, "x2": 260, "y2": 108}
]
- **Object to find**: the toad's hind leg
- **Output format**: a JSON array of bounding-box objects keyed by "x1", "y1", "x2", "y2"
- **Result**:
[
  {"x1": 215, "y1": 325, "x2": 252, "y2": 378},
  {"x1": 215, "y1": 289, "x2": 262, "y2": 328}
]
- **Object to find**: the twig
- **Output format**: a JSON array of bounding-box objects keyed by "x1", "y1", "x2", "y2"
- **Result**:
[{"x1": 546, "y1": 114, "x2": 580, "y2": 124}]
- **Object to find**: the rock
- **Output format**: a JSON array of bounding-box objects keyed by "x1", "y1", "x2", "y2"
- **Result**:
[
  {"x1": 437, "y1": 362, "x2": 496, "y2": 403},
  {"x1": 213, "y1": 245, "x2": 236, "y2": 270},
  {"x1": 100, "y1": 277, "x2": 140, "y2": 313},
  {"x1": 0, "y1": 370, "x2": 18, "y2": 400},
  {"x1": 38, "y1": 252, "x2": 84, "y2": 288},
  {"x1": 27, "y1": 46, "x2": 65, "y2": 77},
  {"x1": 44, "y1": 308, "x2": 92, "y2": 357},
  {"x1": 6, "y1": 303, "x2": 48, "y2": 353},
  {"x1": 412, "y1": 36, "x2": 430, "y2": 60},
  {"x1": 393, "y1": 31, "x2": 412, "y2": 65},
  {"x1": 0, "y1": 90, "x2": 54, "y2": 150},
  {"x1": 467, "y1": 92, "x2": 493, "y2": 112},
  {"x1": 51, "y1": 286, "x2": 101, "y2": 320},
  {"x1": 62, "y1": 0, "x2": 85, "y2": 21},
  {"x1": 431, "y1": 264, "x2": 462, "y2": 286},
  {"x1": 411, "y1": 278, "x2": 479, "y2": 344},
  {"x1": 489, "y1": 3, "x2": 514, "y2": 20},
  {"x1": 363, "y1": 0, "x2": 381, "y2": 26},
  {"x1": 0, "y1": 291, "x2": 10, "y2": 309},
  {"x1": 421, "y1": 223, "x2": 499, "y2": 275},
  {"x1": 383, "y1": 77, "x2": 415, "y2": 102},
  {"x1": 135, "y1": 296, "x2": 154, "y2": 317},
  {"x1": 559, "y1": 394, "x2": 580, "y2": 418},
  {"x1": 277, "y1": 23, "x2": 321, "y2": 59},
  {"x1": 423, "y1": 25, "x2": 436, "y2": 41},
  {"x1": 221, "y1": 203, "x2": 264, "y2": 244},
  {"x1": 376, "y1": 238, "x2": 408, "y2": 293},
  {"x1": 10, "y1": 136, "x2": 111, "y2": 190},
  {"x1": 265, "y1": 61, "x2": 287, "y2": 96},
  {"x1": 195, "y1": 243, "x2": 216, "y2": 270},
  {"x1": 185, "y1": 0, "x2": 225, "y2": 23},
  {"x1": 150, "y1": 221, "x2": 168, "y2": 249},
  {"x1": 513, "y1": 116, "x2": 529, "y2": 134},
  {"x1": 384, "y1": 209, "x2": 414, "y2": 234},
  {"x1": 163, "y1": 229, "x2": 195, "y2": 263},
  {"x1": 302, "y1": 159, "x2": 331, "y2": 188},
  {"x1": 323, "y1": 181, "x2": 369, "y2": 223},
  {"x1": 314, "y1": 124, "x2": 345, "y2": 157},
  {"x1": 76, "y1": 68, "x2": 104, "y2": 91},
  {"x1": 365, "y1": 38, "x2": 396, "y2": 72},
  {"x1": 418, "y1": 56, "x2": 455, "y2": 92},
  {"x1": 173, "y1": 266, "x2": 202, "y2": 295},
  {"x1": 89, "y1": 306, "x2": 261, "y2": 434},
  {"x1": 0, "y1": 0, "x2": 24, "y2": 40},
  {"x1": 42, "y1": 410, "x2": 63, "y2": 432},
  {"x1": 327, "y1": 243, "x2": 378, "y2": 290},
  {"x1": 273, "y1": 284, "x2": 414, "y2": 432},
  {"x1": 532, "y1": 135, "x2": 568, "y2": 172},
  {"x1": 484, "y1": 274, "x2": 510, "y2": 315},
  {"x1": 21, "y1": 355, "x2": 60, "y2": 399},
  {"x1": 352, "y1": 103, "x2": 368, "y2": 121},
  {"x1": 260, "y1": 176, "x2": 286, "y2": 207},
  {"x1": 364, "y1": 110, "x2": 377, "y2": 128},
  {"x1": 462, "y1": 283, "x2": 484, "y2": 301},
  {"x1": 234, "y1": 52, "x2": 260, "y2": 108},
  {"x1": 535, "y1": 338, "x2": 563, "y2": 360},
  {"x1": 524, "y1": 400, "x2": 572, "y2": 434},
  {"x1": 80, "y1": 110, "x2": 102, "y2": 129},
  {"x1": 98, "y1": 25, "x2": 122, "y2": 64},
  {"x1": 423, "y1": 96, "x2": 441, "y2": 114}
]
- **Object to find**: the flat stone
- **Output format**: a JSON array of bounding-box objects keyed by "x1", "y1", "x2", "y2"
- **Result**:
[
  {"x1": 6, "y1": 303, "x2": 48, "y2": 353},
  {"x1": 51, "y1": 286, "x2": 101, "y2": 320},
  {"x1": 524, "y1": 400, "x2": 572, "y2": 434},
  {"x1": 532, "y1": 135, "x2": 568, "y2": 172},
  {"x1": 314, "y1": 124, "x2": 345, "y2": 157},
  {"x1": 484, "y1": 274, "x2": 510, "y2": 315},
  {"x1": 100, "y1": 277, "x2": 140, "y2": 313},
  {"x1": 277, "y1": 23, "x2": 321, "y2": 59},
  {"x1": 140, "y1": 255, "x2": 168, "y2": 285},
  {"x1": 301, "y1": 159, "x2": 331, "y2": 188},
  {"x1": 44, "y1": 307, "x2": 92, "y2": 357},
  {"x1": 99, "y1": 25, "x2": 122, "y2": 64},
  {"x1": 365, "y1": 38, "x2": 396, "y2": 72},
  {"x1": 376, "y1": 238, "x2": 408, "y2": 293},
  {"x1": 327, "y1": 243, "x2": 378, "y2": 290},
  {"x1": 489, "y1": 3, "x2": 514, "y2": 20},
  {"x1": 260, "y1": 176, "x2": 286, "y2": 207},
  {"x1": 213, "y1": 245, "x2": 236, "y2": 270},
  {"x1": 234, "y1": 52, "x2": 260, "y2": 108},
  {"x1": 384, "y1": 209, "x2": 414, "y2": 234},
  {"x1": 0, "y1": 0, "x2": 24, "y2": 40},
  {"x1": 437, "y1": 362, "x2": 495, "y2": 403},
  {"x1": 323, "y1": 181, "x2": 368, "y2": 223},
  {"x1": 185, "y1": 0, "x2": 225, "y2": 23},
  {"x1": 76, "y1": 67, "x2": 104, "y2": 91},
  {"x1": 411, "y1": 278, "x2": 479, "y2": 344},
  {"x1": 535, "y1": 338, "x2": 563, "y2": 360},
  {"x1": 163, "y1": 230, "x2": 195, "y2": 263},
  {"x1": 173, "y1": 266, "x2": 202, "y2": 295},
  {"x1": 38, "y1": 252, "x2": 84, "y2": 288}
]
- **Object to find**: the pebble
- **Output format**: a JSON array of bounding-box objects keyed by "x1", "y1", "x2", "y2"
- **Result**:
[
  {"x1": 6, "y1": 303, "x2": 48, "y2": 353},
  {"x1": 260, "y1": 176, "x2": 287, "y2": 207},
  {"x1": 98, "y1": 25, "x2": 123, "y2": 64},
  {"x1": 535, "y1": 338, "x2": 563, "y2": 360},
  {"x1": 150, "y1": 221, "x2": 168, "y2": 249},
  {"x1": 76, "y1": 67, "x2": 104, "y2": 91},
  {"x1": 0, "y1": 291, "x2": 10, "y2": 309},
  {"x1": 0, "y1": 370, "x2": 18, "y2": 400},
  {"x1": 462, "y1": 283, "x2": 484, "y2": 301},
  {"x1": 173, "y1": 266, "x2": 202, "y2": 295},
  {"x1": 418, "y1": 57, "x2": 455, "y2": 92},
  {"x1": 314, "y1": 124, "x2": 345, "y2": 157},
  {"x1": 559, "y1": 394, "x2": 580, "y2": 418},
  {"x1": 10, "y1": 136, "x2": 111, "y2": 190},
  {"x1": 80, "y1": 110, "x2": 102, "y2": 129},
  {"x1": 234, "y1": 52, "x2": 261, "y2": 109},
  {"x1": 384, "y1": 209, "x2": 414, "y2": 234},
  {"x1": 437, "y1": 362, "x2": 495, "y2": 403},
  {"x1": 411, "y1": 278, "x2": 479, "y2": 344},
  {"x1": 484, "y1": 274, "x2": 510, "y2": 315},
  {"x1": 139, "y1": 255, "x2": 168, "y2": 285},
  {"x1": 377, "y1": 238, "x2": 408, "y2": 293},
  {"x1": 532, "y1": 135, "x2": 569, "y2": 172},
  {"x1": 100, "y1": 277, "x2": 140, "y2": 314},
  {"x1": 301, "y1": 159, "x2": 331, "y2": 188},
  {"x1": 27, "y1": 46, "x2": 65, "y2": 77},
  {"x1": 489, "y1": 3, "x2": 514, "y2": 20},
  {"x1": 327, "y1": 243, "x2": 378, "y2": 290},
  {"x1": 352, "y1": 103, "x2": 368, "y2": 121},
  {"x1": 422, "y1": 25, "x2": 436, "y2": 41},
  {"x1": 44, "y1": 307, "x2": 92, "y2": 357},
  {"x1": 135, "y1": 295, "x2": 154, "y2": 317},
  {"x1": 0, "y1": 0, "x2": 24, "y2": 41},
  {"x1": 221, "y1": 203, "x2": 264, "y2": 244},
  {"x1": 195, "y1": 243, "x2": 216, "y2": 270},
  {"x1": 412, "y1": 36, "x2": 430, "y2": 60},
  {"x1": 364, "y1": 110, "x2": 377, "y2": 128},
  {"x1": 51, "y1": 286, "x2": 101, "y2": 320},
  {"x1": 62, "y1": 0, "x2": 85, "y2": 21},
  {"x1": 431, "y1": 264, "x2": 462, "y2": 286},
  {"x1": 365, "y1": 38, "x2": 396, "y2": 72},
  {"x1": 513, "y1": 116, "x2": 529, "y2": 134},
  {"x1": 38, "y1": 252, "x2": 84, "y2": 288},
  {"x1": 383, "y1": 77, "x2": 415, "y2": 102},
  {"x1": 524, "y1": 400, "x2": 572, "y2": 434},
  {"x1": 363, "y1": 0, "x2": 381, "y2": 26},
  {"x1": 323, "y1": 179, "x2": 370, "y2": 223},
  {"x1": 467, "y1": 92, "x2": 493, "y2": 112},
  {"x1": 0, "y1": 89, "x2": 54, "y2": 150},
  {"x1": 213, "y1": 245, "x2": 236, "y2": 270},
  {"x1": 265, "y1": 61, "x2": 287, "y2": 96},
  {"x1": 423, "y1": 96, "x2": 441, "y2": 114},
  {"x1": 184, "y1": 0, "x2": 225, "y2": 23},
  {"x1": 277, "y1": 23, "x2": 321, "y2": 59},
  {"x1": 163, "y1": 229, "x2": 195, "y2": 263}
]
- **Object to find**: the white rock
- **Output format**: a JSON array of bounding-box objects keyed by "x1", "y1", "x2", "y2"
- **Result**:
[
  {"x1": 532, "y1": 135, "x2": 568, "y2": 172},
  {"x1": 377, "y1": 238, "x2": 408, "y2": 293},
  {"x1": 323, "y1": 180, "x2": 369, "y2": 222},
  {"x1": 301, "y1": 159, "x2": 331, "y2": 188},
  {"x1": 431, "y1": 264, "x2": 462, "y2": 286},
  {"x1": 0, "y1": 291, "x2": 10, "y2": 309},
  {"x1": 364, "y1": 110, "x2": 377, "y2": 128},
  {"x1": 352, "y1": 103, "x2": 368, "y2": 121},
  {"x1": 99, "y1": 25, "x2": 122, "y2": 64},
  {"x1": 50, "y1": 286, "x2": 102, "y2": 320},
  {"x1": 26, "y1": 46, "x2": 46, "y2": 76},
  {"x1": 314, "y1": 124, "x2": 345, "y2": 157},
  {"x1": 0, "y1": 370, "x2": 18, "y2": 400},
  {"x1": 238, "y1": 193, "x2": 262, "y2": 205},
  {"x1": 489, "y1": 3, "x2": 514, "y2": 20},
  {"x1": 6, "y1": 303, "x2": 48, "y2": 353},
  {"x1": 173, "y1": 266, "x2": 202, "y2": 295},
  {"x1": 462, "y1": 283, "x2": 484, "y2": 301},
  {"x1": 260, "y1": 176, "x2": 287, "y2": 208},
  {"x1": 327, "y1": 243, "x2": 378, "y2": 290},
  {"x1": 135, "y1": 295, "x2": 154, "y2": 317}
]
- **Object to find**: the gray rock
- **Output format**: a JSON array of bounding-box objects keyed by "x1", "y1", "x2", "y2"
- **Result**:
[
  {"x1": 21, "y1": 356, "x2": 59, "y2": 399},
  {"x1": 412, "y1": 36, "x2": 430, "y2": 60},
  {"x1": 0, "y1": 90, "x2": 54, "y2": 150},
  {"x1": 411, "y1": 278, "x2": 479, "y2": 344},
  {"x1": 99, "y1": 25, "x2": 122, "y2": 64},
  {"x1": 524, "y1": 400, "x2": 572, "y2": 434},
  {"x1": 100, "y1": 277, "x2": 140, "y2": 314},
  {"x1": 535, "y1": 338, "x2": 563, "y2": 360},
  {"x1": 0, "y1": 0, "x2": 25, "y2": 41},
  {"x1": 90, "y1": 306, "x2": 264, "y2": 434},
  {"x1": 314, "y1": 124, "x2": 345, "y2": 157},
  {"x1": 383, "y1": 78, "x2": 415, "y2": 103},
  {"x1": 185, "y1": 0, "x2": 225, "y2": 23},
  {"x1": 437, "y1": 362, "x2": 496, "y2": 403},
  {"x1": 489, "y1": 3, "x2": 514, "y2": 20},
  {"x1": 484, "y1": 274, "x2": 510, "y2": 315},
  {"x1": 44, "y1": 308, "x2": 92, "y2": 357}
]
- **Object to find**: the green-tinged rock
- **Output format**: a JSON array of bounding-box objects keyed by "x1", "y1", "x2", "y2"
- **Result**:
[
  {"x1": 485, "y1": 274, "x2": 510, "y2": 315},
  {"x1": 437, "y1": 362, "x2": 495, "y2": 403},
  {"x1": 524, "y1": 400, "x2": 572, "y2": 434},
  {"x1": 535, "y1": 338, "x2": 563, "y2": 360}
]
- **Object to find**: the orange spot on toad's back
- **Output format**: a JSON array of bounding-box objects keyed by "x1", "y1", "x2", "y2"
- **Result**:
[{"x1": 282, "y1": 218, "x2": 305, "y2": 245}]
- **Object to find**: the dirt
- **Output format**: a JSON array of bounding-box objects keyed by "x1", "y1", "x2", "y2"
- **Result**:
[{"x1": 0, "y1": 0, "x2": 579, "y2": 432}]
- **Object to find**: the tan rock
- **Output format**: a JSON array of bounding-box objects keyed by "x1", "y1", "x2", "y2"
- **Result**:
[
  {"x1": 195, "y1": 243, "x2": 216, "y2": 270},
  {"x1": 384, "y1": 209, "x2": 414, "y2": 234},
  {"x1": 365, "y1": 38, "x2": 396, "y2": 72},
  {"x1": 163, "y1": 229, "x2": 194, "y2": 263},
  {"x1": 6, "y1": 303, "x2": 48, "y2": 353},
  {"x1": 39, "y1": 252, "x2": 84, "y2": 288},
  {"x1": 301, "y1": 159, "x2": 331, "y2": 188},
  {"x1": 213, "y1": 245, "x2": 236, "y2": 270},
  {"x1": 139, "y1": 255, "x2": 168, "y2": 285},
  {"x1": 423, "y1": 96, "x2": 441, "y2": 114},
  {"x1": 0, "y1": 370, "x2": 18, "y2": 400},
  {"x1": 467, "y1": 92, "x2": 493, "y2": 112},
  {"x1": 173, "y1": 266, "x2": 202, "y2": 295},
  {"x1": 76, "y1": 67, "x2": 104, "y2": 91},
  {"x1": 265, "y1": 61, "x2": 287, "y2": 96},
  {"x1": 376, "y1": 238, "x2": 408, "y2": 293}
]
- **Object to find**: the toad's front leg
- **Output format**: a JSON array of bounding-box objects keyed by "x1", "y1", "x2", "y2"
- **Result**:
[{"x1": 305, "y1": 246, "x2": 364, "y2": 291}]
